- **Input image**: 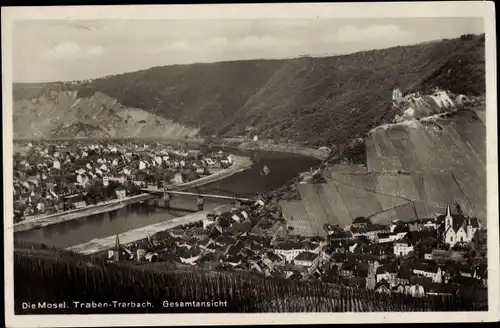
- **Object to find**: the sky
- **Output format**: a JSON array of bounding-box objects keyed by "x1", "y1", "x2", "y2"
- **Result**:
[{"x1": 12, "y1": 17, "x2": 484, "y2": 83}]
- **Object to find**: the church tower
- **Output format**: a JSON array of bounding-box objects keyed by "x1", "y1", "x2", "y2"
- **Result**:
[{"x1": 445, "y1": 204, "x2": 453, "y2": 232}]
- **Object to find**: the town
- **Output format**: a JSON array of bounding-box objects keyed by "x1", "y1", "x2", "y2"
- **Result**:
[
  {"x1": 12, "y1": 138, "x2": 488, "y2": 303},
  {"x1": 105, "y1": 195, "x2": 488, "y2": 300},
  {"x1": 12, "y1": 140, "x2": 236, "y2": 223}
]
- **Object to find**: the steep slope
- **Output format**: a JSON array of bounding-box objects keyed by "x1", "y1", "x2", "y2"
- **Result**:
[
  {"x1": 223, "y1": 36, "x2": 484, "y2": 146},
  {"x1": 13, "y1": 34, "x2": 484, "y2": 145},
  {"x1": 327, "y1": 91, "x2": 486, "y2": 224},
  {"x1": 279, "y1": 87, "x2": 486, "y2": 232},
  {"x1": 99, "y1": 34, "x2": 486, "y2": 146},
  {"x1": 13, "y1": 89, "x2": 199, "y2": 139},
  {"x1": 88, "y1": 60, "x2": 285, "y2": 135}
]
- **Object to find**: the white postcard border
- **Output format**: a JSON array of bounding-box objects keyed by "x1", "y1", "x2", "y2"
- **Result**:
[{"x1": 2, "y1": 2, "x2": 498, "y2": 326}]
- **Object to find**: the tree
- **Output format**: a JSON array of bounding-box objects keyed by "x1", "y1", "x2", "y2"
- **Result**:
[
  {"x1": 85, "y1": 181, "x2": 106, "y2": 204},
  {"x1": 471, "y1": 228, "x2": 487, "y2": 251},
  {"x1": 125, "y1": 182, "x2": 141, "y2": 195},
  {"x1": 105, "y1": 181, "x2": 121, "y2": 200}
]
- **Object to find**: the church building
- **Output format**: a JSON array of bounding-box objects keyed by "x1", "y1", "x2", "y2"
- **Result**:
[{"x1": 439, "y1": 204, "x2": 481, "y2": 248}]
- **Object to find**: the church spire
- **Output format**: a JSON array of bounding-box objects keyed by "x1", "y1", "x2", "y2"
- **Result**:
[{"x1": 446, "y1": 204, "x2": 451, "y2": 217}]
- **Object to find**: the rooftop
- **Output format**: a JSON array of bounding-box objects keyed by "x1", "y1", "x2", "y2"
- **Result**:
[{"x1": 294, "y1": 251, "x2": 318, "y2": 262}]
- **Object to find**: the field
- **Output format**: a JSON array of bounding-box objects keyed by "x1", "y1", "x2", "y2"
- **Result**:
[
  {"x1": 297, "y1": 184, "x2": 329, "y2": 236},
  {"x1": 279, "y1": 200, "x2": 314, "y2": 237},
  {"x1": 374, "y1": 174, "x2": 420, "y2": 205},
  {"x1": 363, "y1": 112, "x2": 486, "y2": 222},
  {"x1": 369, "y1": 208, "x2": 400, "y2": 225},
  {"x1": 329, "y1": 173, "x2": 384, "y2": 218},
  {"x1": 321, "y1": 181, "x2": 353, "y2": 228}
]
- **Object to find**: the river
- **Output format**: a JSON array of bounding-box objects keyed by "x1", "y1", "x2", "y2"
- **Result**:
[{"x1": 15, "y1": 148, "x2": 320, "y2": 248}]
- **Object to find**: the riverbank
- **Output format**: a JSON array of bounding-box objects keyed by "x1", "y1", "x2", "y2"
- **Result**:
[
  {"x1": 67, "y1": 204, "x2": 232, "y2": 255},
  {"x1": 13, "y1": 194, "x2": 155, "y2": 233},
  {"x1": 177, "y1": 154, "x2": 253, "y2": 190},
  {"x1": 13, "y1": 154, "x2": 253, "y2": 233},
  {"x1": 140, "y1": 154, "x2": 253, "y2": 194},
  {"x1": 217, "y1": 138, "x2": 329, "y2": 160},
  {"x1": 16, "y1": 136, "x2": 327, "y2": 161}
]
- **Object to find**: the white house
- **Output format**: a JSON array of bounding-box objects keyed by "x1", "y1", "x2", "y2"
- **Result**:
[
  {"x1": 422, "y1": 218, "x2": 440, "y2": 230},
  {"x1": 52, "y1": 160, "x2": 61, "y2": 170},
  {"x1": 394, "y1": 239, "x2": 415, "y2": 257},
  {"x1": 376, "y1": 232, "x2": 398, "y2": 244},
  {"x1": 174, "y1": 173, "x2": 183, "y2": 184},
  {"x1": 115, "y1": 189, "x2": 127, "y2": 200},
  {"x1": 76, "y1": 174, "x2": 90, "y2": 188},
  {"x1": 405, "y1": 284, "x2": 425, "y2": 298},
  {"x1": 76, "y1": 168, "x2": 86, "y2": 175},
  {"x1": 203, "y1": 215, "x2": 218, "y2": 229},
  {"x1": 231, "y1": 213, "x2": 242, "y2": 223},
  {"x1": 389, "y1": 220, "x2": 401, "y2": 233},
  {"x1": 376, "y1": 265, "x2": 398, "y2": 286},
  {"x1": 274, "y1": 242, "x2": 306, "y2": 263},
  {"x1": 109, "y1": 176, "x2": 126, "y2": 184},
  {"x1": 392, "y1": 88, "x2": 403, "y2": 103},
  {"x1": 293, "y1": 251, "x2": 320, "y2": 270},
  {"x1": 205, "y1": 158, "x2": 216, "y2": 166},
  {"x1": 412, "y1": 262, "x2": 442, "y2": 283},
  {"x1": 73, "y1": 201, "x2": 87, "y2": 209},
  {"x1": 36, "y1": 202, "x2": 45, "y2": 212}
]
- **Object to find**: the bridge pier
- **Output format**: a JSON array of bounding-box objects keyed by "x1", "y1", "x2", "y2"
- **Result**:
[
  {"x1": 233, "y1": 198, "x2": 242, "y2": 208},
  {"x1": 197, "y1": 195, "x2": 204, "y2": 211},
  {"x1": 162, "y1": 191, "x2": 170, "y2": 209}
]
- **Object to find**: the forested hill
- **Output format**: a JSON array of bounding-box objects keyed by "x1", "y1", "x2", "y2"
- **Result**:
[{"x1": 13, "y1": 34, "x2": 485, "y2": 146}]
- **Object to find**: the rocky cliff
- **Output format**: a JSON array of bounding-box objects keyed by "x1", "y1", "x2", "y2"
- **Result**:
[{"x1": 13, "y1": 89, "x2": 199, "y2": 139}]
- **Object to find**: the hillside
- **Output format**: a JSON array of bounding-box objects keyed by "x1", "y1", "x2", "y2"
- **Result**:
[
  {"x1": 13, "y1": 34, "x2": 485, "y2": 145},
  {"x1": 12, "y1": 88, "x2": 198, "y2": 139},
  {"x1": 279, "y1": 88, "x2": 486, "y2": 234}
]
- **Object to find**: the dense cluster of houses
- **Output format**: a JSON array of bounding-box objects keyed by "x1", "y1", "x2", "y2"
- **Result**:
[
  {"x1": 106, "y1": 198, "x2": 287, "y2": 268},
  {"x1": 107, "y1": 200, "x2": 487, "y2": 299},
  {"x1": 12, "y1": 140, "x2": 234, "y2": 222}
]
